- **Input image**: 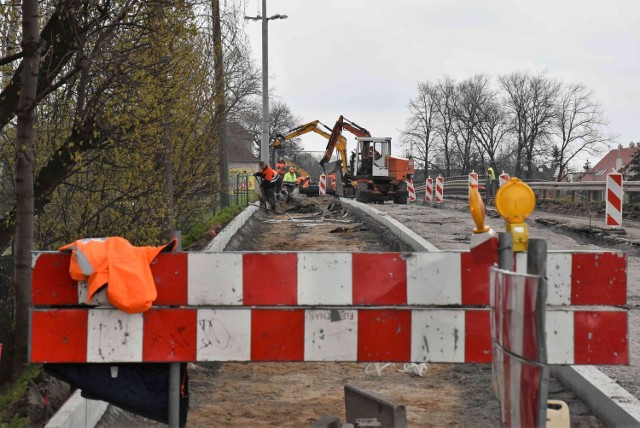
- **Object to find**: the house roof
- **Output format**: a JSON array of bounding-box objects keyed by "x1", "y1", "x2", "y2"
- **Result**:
[
  {"x1": 581, "y1": 146, "x2": 640, "y2": 181},
  {"x1": 227, "y1": 122, "x2": 259, "y2": 163}
]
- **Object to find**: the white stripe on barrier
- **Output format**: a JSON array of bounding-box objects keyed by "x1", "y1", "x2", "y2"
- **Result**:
[
  {"x1": 298, "y1": 253, "x2": 352, "y2": 305},
  {"x1": 319, "y1": 174, "x2": 327, "y2": 196},
  {"x1": 406, "y1": 252, "x2": 461, "y2": 305}
]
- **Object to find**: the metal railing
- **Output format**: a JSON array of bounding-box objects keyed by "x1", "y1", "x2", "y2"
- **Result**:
[{"x1": 229, "y1": 174, "x2": 253, "y2": 207}]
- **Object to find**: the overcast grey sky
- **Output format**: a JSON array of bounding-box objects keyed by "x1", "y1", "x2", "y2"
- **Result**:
[{"x1": 244, "y1": 0, "x2": 640, "y2": 168}]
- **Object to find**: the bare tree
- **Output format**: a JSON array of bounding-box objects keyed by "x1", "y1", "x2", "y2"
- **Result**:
[
  {"x1": 454, "y1": 74, "x2": 491, "y2": 174},
  {"x1": 553, "y1": 82, "x2": 612, "y2": 181},
  {"x1": 499, "y1": 71, "x2": 560, "y2": 179},
  {"x1": 13, "y1": 0, "x2": 40, "y2": 375},
  {"x1": 433, "y1": 76, "x2": 458, "y2": 177},
  {"x1": 475, "y1": 89, "x2": 511, "y2": 173},
  {"x1": 401, "y1": 80, "x2": 438, "y2": 177}
]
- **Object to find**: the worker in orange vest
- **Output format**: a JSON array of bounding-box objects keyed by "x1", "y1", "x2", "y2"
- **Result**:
[
  {"x1": 254, "y1": 161, "x2": 279, "y2": 210},
  {"x1": 275, "y1": 158, "x2": 287, "y2": 198}
]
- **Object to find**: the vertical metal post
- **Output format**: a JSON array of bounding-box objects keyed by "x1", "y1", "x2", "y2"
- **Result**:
[
  {"x1": 168, "y1": 363, "x2": 180, "y2": 428},
  {"x1": 260, "y1": 0, "x2": 269, "y2": 164},
  {"x1": 168, "y1": 234, "x2": 182, "y2": 428},
  {"x1": 526, "y1": 238, "x2": 549, "y2": 428},
  {"x1": 498, "y1": 232, "x2": 513, "y2": 271}
]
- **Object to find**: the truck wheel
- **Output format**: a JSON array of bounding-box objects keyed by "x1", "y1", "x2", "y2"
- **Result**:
[
  {"x1": 394, "y1": 181, "x2": 408, "y2": 204},
  {"x1": 356, "y1": 182, "x2": 372, "y2": 203}
]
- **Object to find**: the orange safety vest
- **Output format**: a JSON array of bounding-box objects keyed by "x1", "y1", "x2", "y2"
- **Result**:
[
  {"x1": 59, "y1": 237, "x2": 177, "y2": 313},
  {"x1": 329, "y1": 174, "x2": 336, "y2": 190},
  {"x1": 275, "y1": 161, "x2": 287, "y2": 176},
  {"x1": 261, "y1": 165, "x2": 279, "y2": 183}
]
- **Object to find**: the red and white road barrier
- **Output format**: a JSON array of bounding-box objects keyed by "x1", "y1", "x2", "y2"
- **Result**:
[
  {"x1": 435, "y1": 176, "x2": 444, "y2": 203},
  {"x1": 425, "y1": 178, "x2": 433, "y2": 203},
  {"x1": 30, "y1": 249, "x2": 628, "y2": 365},
  {"x1": 407, "y1": 179, "x2": 416, "y2": 202},
  {"x1": 606, "y1": 172, "x2": 623, "y2": 227},
  {"x1": 319, "y1": 174, "x2": 327, "y2": 196},
  {"x1": 32, "y1": 251, "x2": 626, "y2": 308},
  {"x1": 499, "y1": 171, "x2": 510, "y2": 187},
  {"x1": 30, "y1": 306, "x2": 626, "y2": 365}
]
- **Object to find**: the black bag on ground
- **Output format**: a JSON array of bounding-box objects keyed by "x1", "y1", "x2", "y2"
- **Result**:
[{"x1": 45, "y1": 363, "x2": 188, "y2": 427}]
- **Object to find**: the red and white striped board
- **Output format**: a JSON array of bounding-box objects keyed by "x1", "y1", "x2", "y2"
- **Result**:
[
  {"x1": 499, "y1": 172, "x2": 510, "y2": 188},
  {"x1": 435, "y1": 176, "x2": 444, "y2": 203},
  {"x1": 407, "y1": 179, "x2": 416, "y2": 202},
  {"x1": 606, "y1": 172, "x2": 623, "y2": 227},
  {"x1": 319, "y1": 174, "x2": 327, "y2": 196},
  {"x1": 30, "y1": 306, "x2": 627, "y2": 364},
  {"x1": 425, "y1": 177, "x2": 433, "y2": 203},
  {"x1": 32, "y1": 251, "x2": 626, "y2": 308}
]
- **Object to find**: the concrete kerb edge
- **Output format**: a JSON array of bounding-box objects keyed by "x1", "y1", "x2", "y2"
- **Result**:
[
  {"x1": 45, "y1": 390, "x2": 108, "y2": 428},
  {"x1": 551, "y1": 365, "x2": 640, "y2": 426},
  {"x1": 204, "y1": 204, "x2": 259, "y2": 252},
  {"x1": 339, "y1": 199, "x2": 440, "y2": 252}
]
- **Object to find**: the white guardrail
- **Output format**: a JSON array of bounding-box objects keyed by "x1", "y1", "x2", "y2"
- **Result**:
[{"x1": 413, "y1": 179, "x2": 640, "y2": 198}]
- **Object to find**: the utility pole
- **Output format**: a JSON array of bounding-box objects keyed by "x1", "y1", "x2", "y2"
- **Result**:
[{"x1": 245, "y1": 1, "x2": 287, "y2": 164}]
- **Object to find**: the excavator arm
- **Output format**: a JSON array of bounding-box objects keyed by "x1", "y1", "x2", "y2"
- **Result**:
[
  {"x1": 272, "y1": 120, "x2": 334, "y2": 148},
  {"x1": 320, "y1": 115, "x2": 371, "y2": 174}
]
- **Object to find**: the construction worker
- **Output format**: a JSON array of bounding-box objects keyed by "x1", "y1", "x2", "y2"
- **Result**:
[
  {"x1": 486, "y1": 166, "x2": 496, "y2": 198},
  {"x1": 282, "y1": 166, "x2": 298, "y2": 203},
  {"x1": 275, "y1": 158, "x2": 287, "y2": 197},
  {"x1": 254, "y1": 161, "x2": 279, "y2": 210}
]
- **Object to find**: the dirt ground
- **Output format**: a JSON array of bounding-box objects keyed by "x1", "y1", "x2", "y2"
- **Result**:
[{"x1": 95, "y1": 194, "x2": 631, "y2": 427}]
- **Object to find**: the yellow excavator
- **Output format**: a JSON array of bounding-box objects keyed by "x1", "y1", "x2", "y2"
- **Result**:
[{"x1": 272, "y1": 120, "x2": 349, "y2": 177}]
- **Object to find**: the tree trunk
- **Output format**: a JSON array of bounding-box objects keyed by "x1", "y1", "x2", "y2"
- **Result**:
[{"x1": 13, "y1": 0, "x2": 40, "y2": 376}]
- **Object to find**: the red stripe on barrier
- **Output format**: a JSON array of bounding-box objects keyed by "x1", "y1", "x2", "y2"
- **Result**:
[
  {"x1": 31, "y1": 310, "x2": 88, "y2": 363},
  {"x1": 352, "y1": 254, "x2": 407, "y2": 305},
  {"x1": 465, "y1": 311, "x2": 492, "y2": 363},
  {"x1": 243, "y1": 254, "x2": 298, "y2": 305},
  {"x1": 608, "y1": 188, "x2": 622, "y2": 210},
  {"x1": 519, "y1": 363, "x2": 543, "y2": 427},
  {"x1": 32, "y1": 253, "x2": 77, "y2": 305},
  {"x1": 571, "y1": 253, "x2": 626, "y2": 305},
  {"x1": 152, "y1": 253, "x2": 188, "y2": 305},
  {"x1": 461, "y1": 252, "x2": 493, "y2": 305},
  {"x1": 143, "y1": 308, "x2": 197, "y2": 361},
  {"x1": 251, "y1": 309, "x2": 305, "y2": 361},
  {"x1": 574, "y1": 311, "x2": 628, "y2": 365},
  {"x1": 606, "y1": 214, "x2": 621, "y2": 227},
  {"x1": 522, "y1": 276, "x2": 540, "y2": 361},
  {"x1": 358, "y1": 310, "x2": 411, "y2": 362}
]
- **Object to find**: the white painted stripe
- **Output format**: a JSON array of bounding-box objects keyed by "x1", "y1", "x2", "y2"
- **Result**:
[
  {"x1": 298, "y1": 253, "x2": 352, "y2": 305},
  {"x1": 509, "y1": 355, "x2": 522, "y2": 426},
  {"x1": 407, "y1": 253, "x2": 461, "y2": 305},
  {"x1": 87, "y1": 310, "x2": 143, "y2": 362},
  {"x1": 304, "y1": 309, "x2": 358, "y2": 361},
  {"x1": 188, "y1": 253, "x2": 243, "y2": 305},
  {"x1": 197, "y1": 309, "x2": 251, "y2": 361},
  {"x1": 508, "y1": 275, "x2": 525, "y2": 357},
  {"x1": 547, "y1": 253, "x2": 572, "y2": 305},
  {"x1": 411, "y1": 310, "x2": 465, "y2": 363},
  {"x1": 546, "y1": 310, "x2": 574, "y2": 364},
  {"x1": 514, "y1": 253, "x2": 527, "y2": 273},
  {"x1": 78, "y1": 280, "x2": 109, "y2": 306}
]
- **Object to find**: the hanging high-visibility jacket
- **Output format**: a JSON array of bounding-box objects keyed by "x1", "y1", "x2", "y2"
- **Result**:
[{"x1": 59, "y1": 237, "x2": 177, "y2": 313}]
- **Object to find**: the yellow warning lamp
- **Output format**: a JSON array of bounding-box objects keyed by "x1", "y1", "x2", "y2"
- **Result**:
[
  {"x1": 469, "y1": 186, "x2": 489, "y2": 234},
  {"x1": 494, "y1": 178, "x2": 536, "y2": 252}
]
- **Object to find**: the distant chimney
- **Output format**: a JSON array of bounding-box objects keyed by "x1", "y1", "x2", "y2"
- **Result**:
[
  {"x1": 631, "y1": 141, "x2": 636, "y2": 148},
  {"x1": 618, "y1": 144, "x2": 623, "y2": 150}
]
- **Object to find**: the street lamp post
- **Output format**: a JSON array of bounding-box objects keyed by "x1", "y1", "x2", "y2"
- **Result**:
[{"x1": 245, "y1": 0, "x2": 287, "y2": 164}]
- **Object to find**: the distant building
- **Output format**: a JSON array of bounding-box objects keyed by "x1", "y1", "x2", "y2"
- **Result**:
[
  {"x1": 227, "y1": 122, "x2": 259, "y2": 174},
  {"x1": 581, "y1": 142, "x2": 640, "y2": 182}
]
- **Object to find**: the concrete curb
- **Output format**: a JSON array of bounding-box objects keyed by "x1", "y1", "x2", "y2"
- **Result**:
[
  {"x1": 339, "y1": 199, "x2": 440, "y2": 252},
  {"x1": 45, "y1": 390, "x2": 108, "y2": 428},
  {"x1": 204, "y1": 204, "x2": 259, "y2": 252},
  {"x1": 551, "y1": 365, "x2": 640, "y2": 426}
]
